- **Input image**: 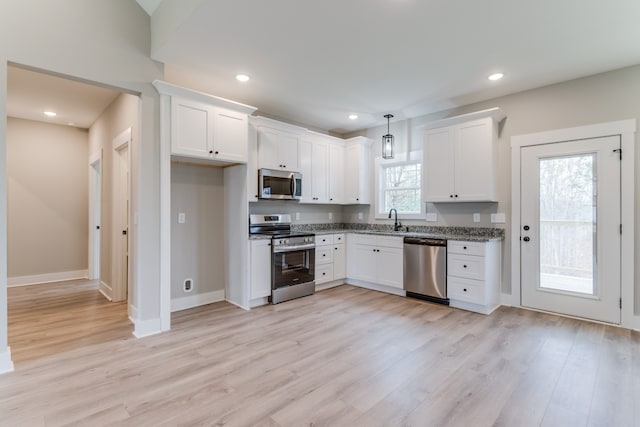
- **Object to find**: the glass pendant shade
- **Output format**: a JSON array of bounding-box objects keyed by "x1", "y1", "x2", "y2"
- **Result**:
[
  {"x1": 382, "y1": 133, "x2": 394, "y2": 159},
  {"x1": 382, "y1": 114, "x2": 394, "y2": 159}
]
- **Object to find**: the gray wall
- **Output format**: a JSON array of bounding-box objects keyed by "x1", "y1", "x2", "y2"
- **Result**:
[
  {"x1": 7, "y1": 118, "x2": 88, "y2": 278},
  {"x1": 171, "y1": 163, "x2": 226, "y2": 299},
  {"x1": 89, "y1": 93, "x2": 140, "y2": 301},
  {"x1": 347, "y1": 64, "x2": 640, "y2": 312}
]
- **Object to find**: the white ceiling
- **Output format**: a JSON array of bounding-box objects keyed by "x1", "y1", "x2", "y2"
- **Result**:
[
  {"x1": 146, "y1": 0, "x2": 640, "y2": 135},
  {"x1": 7, "y1": 65, "x2": 121, "y2": 129}
]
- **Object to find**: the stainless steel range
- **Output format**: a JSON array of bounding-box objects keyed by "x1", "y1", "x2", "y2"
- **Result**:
[{"x1": 249, "y1": 214, "x2": 315, "y2": 304}]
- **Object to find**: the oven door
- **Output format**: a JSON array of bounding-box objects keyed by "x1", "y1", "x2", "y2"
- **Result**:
[{"x1": 272, "y1": 247, "x2": 315, "y2": 289}]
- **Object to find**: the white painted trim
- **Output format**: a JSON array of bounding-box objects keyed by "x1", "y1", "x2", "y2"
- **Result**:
[
  {"x1": 128, "y1": 303, "x2": 138, "y2": 323},
  {"x1": 98, "y1": 280, "x2": 112, "y2": 301},
  {"x1": 511, "y1": 119, "x2": 636, "y2": 328},
  {"x1": 157, "y1": 92, "x2": 172, "y2": 332},
  {"x1": 316, "y1": 280, "x2": 345, "y2": 292},
  {"x1": 450, "y1": 299, "x2": 501, "y2": 315},
  {"x1": 421, "y1": 107, "x2": 506, "y2": 130},
  {"x1": 89, "y1": 149, "x2": 102, "y2": 166},
  {"x1": 112, "y1": 127, "x2": 131, "y2": 151},
  {"x1": 152, "y1": 80, "x2": 257, "y2": 115},
  {"x1": 132, "y1": 317, "x2": 162, "y2": 338},
  {"x1": 111, "y1": 128, "x2": 131, "y2": 303},
  {"x1": 0, "y1": 347, "x2": 14, "y2": 374},
  {"x1": 225, "y1": 299, "x2": 250, "y2": 311},
  {"x1": 344, "y1": 278, "x2": 406, "y2": 297},
  {"x1": 171, "y1": 290, "x2": 225, "y2": 312},
  {"x1": 249, "y1": 297, "x2": 270, "y2": 308},
  {"x1": 7, "y1": 270, "x2": 88, "y2": 287}
]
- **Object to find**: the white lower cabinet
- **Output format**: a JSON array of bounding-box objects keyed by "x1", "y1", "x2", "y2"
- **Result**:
[
  {"x1": 250, "y1": 239, "x2": 272, "y2": 299},
  {"x1": 447, "y1": 240, "x2": 501, "y2": 314},
  {"x1": 346, "y1": 234, "x2": 404, "y2": 291},
  {"x1": 315, "y1": 234, "x2": 346, "y2": 286}
]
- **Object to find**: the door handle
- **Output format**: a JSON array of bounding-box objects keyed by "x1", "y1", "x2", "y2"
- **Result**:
[{"x1": 523, "y1": 236, "x2": 530, "y2": 242}]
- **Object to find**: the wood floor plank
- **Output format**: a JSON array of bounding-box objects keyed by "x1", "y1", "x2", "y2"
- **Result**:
[{"x1": 2, "y1": 282, "x2": 639, "y2": 426}]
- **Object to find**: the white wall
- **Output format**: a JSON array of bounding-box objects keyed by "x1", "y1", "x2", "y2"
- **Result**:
[
  {"x1": 7, "y1": 118, "x2": 88, "y2": 281},
  {"x1": 348, "y1": 64, "x2": 640, "y2": 314},
  {"x1": 171, "y1": 163, "x2": 225, "y2": 301},
  {"x1": 0, "y1": 0, "x2": 164, "y2": 369}
]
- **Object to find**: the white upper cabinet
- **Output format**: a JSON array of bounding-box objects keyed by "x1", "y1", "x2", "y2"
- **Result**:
[
  {"x1": 299, "y1": 136, "x2": 329, "y2": 203},
  {"x1": 423, "y1": 108, "x2": 505, "y2": 203},
  {"x1": 328, "y1": 142, "x2": 345, "y2": 204},
  {"x1": 154, "y1": 81, "x2": 256, "y2": 165},
  {"x1": 257, "y1": 126, "x2": 300, "y2": 171},
  {"x1": 343, "y1": 137, "x2": 372, "y2": 204}
]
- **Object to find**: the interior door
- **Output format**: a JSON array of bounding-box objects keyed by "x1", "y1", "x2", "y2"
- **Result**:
[{"x1": 520, "y1": 136, "x2": 621, "y2": 324}]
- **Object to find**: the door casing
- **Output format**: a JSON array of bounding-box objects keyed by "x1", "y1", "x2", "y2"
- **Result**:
[{"x1": 511, "y1": 119, "x2": 637, "y2": 329}]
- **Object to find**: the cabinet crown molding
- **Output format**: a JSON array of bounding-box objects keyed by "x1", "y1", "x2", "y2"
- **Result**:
[
  {"x1": 152, "y1": 80, "x2": 257, "y2": 115},
  {"x1": 422, "y1": 107, "x2": 506, "y2": 130}
]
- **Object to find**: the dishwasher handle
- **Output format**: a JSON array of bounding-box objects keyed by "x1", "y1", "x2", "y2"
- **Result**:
[{"x1": 403, "y1": 237, "x2": 447, "y2": 246}]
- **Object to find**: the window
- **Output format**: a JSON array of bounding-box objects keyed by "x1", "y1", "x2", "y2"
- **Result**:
[{"x1": 376, "y1": 153, "x2": 423, "y2": 219}]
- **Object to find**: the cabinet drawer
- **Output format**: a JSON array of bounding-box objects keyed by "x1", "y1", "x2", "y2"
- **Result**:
[
  {"x1": 376, "y1": 235, "x2": 404, "y2": 249},
  {"x1": 316, "y1": 264, "x2": 333, "y2": 284},
  {"x1": 351, "y1": 233, "x2": 378, "y2": 246},
  {"x1": 316, "y1": 246, "x2": 333, "y2": 264},
  {"x1": 448, "y1": 254, "x2": 485, "y2": 280},
  {"x1": 448, "y1": 277, "x2": 486, "y2": 305},
  {"x1": 316, "y1": 234, "x2": 334, "y2": 246},
  {"x1": 448, "y1": 240, "x2": 485, "y2": 256},
  {"x1": 333, "y1": 234, "x2": 345, "y2": 244}
]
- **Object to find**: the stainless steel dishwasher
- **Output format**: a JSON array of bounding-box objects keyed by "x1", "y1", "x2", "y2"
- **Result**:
[{"x1": 403, "y1": 237, "x2": 448, "y2": 305}]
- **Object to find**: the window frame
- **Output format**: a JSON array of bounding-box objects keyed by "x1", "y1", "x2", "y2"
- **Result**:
[{"x1": 374, "y1": 151, "x2": 424, "y2": 220}]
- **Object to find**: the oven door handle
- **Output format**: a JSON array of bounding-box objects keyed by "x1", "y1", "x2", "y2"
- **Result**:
[{"x1": 273, "y1": 244, "x2": 315, "y2": 253}]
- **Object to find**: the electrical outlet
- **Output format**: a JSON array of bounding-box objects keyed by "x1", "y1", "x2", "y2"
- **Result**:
[
  {"x1": 328, "y1": 212, "x2": 333, "y2": 220},
  {"x1": 178, "y1": 212, "x2": 186, "y2": 224},
  {"x1": 183, "y1": 278, "x2": 193, "y2": 292},
  {"x1": 491, "y1": 213, "x2": 506, "y2": 223},
  {"x1": 358, "y1": 212, "x2": 363, "y2": 220},
  {"x1": 295, "y1": 212, "x2": 301, "y2": 221},
  {"x1": 426, "y1": 213, "x2": 437, "y2": 222},
  {"x1": 473, "y1": 213, "x2": 480, "y2": 223}
]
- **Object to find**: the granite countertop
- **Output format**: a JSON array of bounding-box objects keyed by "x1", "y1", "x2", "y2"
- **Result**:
[
  {"x1": 247, "y1": 223, "x2": 505, "y2": 242},
  {"x1": 310, "y1": 228, "x2": 503, "y2": 242}
]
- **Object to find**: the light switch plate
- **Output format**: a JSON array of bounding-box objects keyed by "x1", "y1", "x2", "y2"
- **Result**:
[
  {"x1": 178, "y1": 212, "x2": 186, "y2": 224},
  {"x1": 426, "y1": 213, "x2": 437, "y2": 222},
  {"x1": 491, "y1": 213, "x2": 506, "y2": 223},
  {"x1": 473, "y1": 213, "x2": 480, "y2": 223}
]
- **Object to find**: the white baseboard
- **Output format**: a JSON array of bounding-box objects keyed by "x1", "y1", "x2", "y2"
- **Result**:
[
  {"x1": 99, "y1": 281, "x2": 113, "y2": 301},
  {"x1": 8, "y1": 270, "x2": 88, "y2": 287},
  {"x1": 0, "y1": 347, "x2": 15, "y2": 374},
  {"x1": 171, "y1": 289, "x2": 225, "y2": 312},
  {"x1": 316, "y1": 280, "x2": 345, "y2": 292},
  {"x1": 344, "y1": 278, "x2": 406, "y2": 297},
  {"x1": 128, "y1": 304, "x2": 138, "y2": 324},
  {"x1": 132, "y1": 317, "x2": 162, "y2": 338},
  {"x1": 500, "y1": 292, "x2": 519, "y2": 307},
  {"x1": 225, "y1": 299, "x2": 250, "y2": 311}
]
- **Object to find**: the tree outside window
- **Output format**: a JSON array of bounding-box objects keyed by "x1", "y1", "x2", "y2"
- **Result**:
[{"x1": 379, "y1": 161, "x2": 421, "y2": 215}]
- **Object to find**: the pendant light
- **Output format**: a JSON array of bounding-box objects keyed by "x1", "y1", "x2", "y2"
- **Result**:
[{"x1": 382, "y1": 114, "x2": 394, "y2": 159}]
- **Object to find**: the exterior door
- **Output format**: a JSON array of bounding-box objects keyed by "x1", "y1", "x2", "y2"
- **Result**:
[{"x1": 520, "y1": 136, "x2": 621, "y2": 324}]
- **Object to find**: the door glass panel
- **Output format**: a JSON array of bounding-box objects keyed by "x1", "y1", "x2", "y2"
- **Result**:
[{"x1": 538, "y1": 154, "x2": 596, "y2": 295}]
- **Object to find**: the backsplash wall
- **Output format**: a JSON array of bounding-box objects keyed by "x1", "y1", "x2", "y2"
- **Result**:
[{"x1": 249, "y1": 200, "x2": 345, "y2": 224}]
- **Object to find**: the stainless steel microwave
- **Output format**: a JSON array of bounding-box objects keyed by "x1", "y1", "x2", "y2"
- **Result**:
[{"x1": 258, "y1": 168, "x2": 302, "y2": 200}]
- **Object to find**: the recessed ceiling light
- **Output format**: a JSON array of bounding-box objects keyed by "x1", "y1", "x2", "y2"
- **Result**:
[
  {"x1": 488, "y1": 73, "x2": 504, "y2": 81},
  {"x1": 348, "y1": 114, "x2": 358, "y2": 120},
  {"x1": 44, "y1": 111, "x2": 57, "y2": 117},
  {"x1": 236, "y1": 74, "x2": 250, "y2": 82}
]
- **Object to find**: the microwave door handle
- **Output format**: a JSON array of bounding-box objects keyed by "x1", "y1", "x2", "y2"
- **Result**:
[{"x1": 290, "y1": 174, "x2": 297, "y2": 197}]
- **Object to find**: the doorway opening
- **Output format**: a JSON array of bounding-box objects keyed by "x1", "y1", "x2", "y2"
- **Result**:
[{"x1": 5, "y1": 63, "x2": 138, "y2": 364}]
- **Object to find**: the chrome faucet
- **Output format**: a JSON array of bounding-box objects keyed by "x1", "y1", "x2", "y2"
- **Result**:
[{"x1": 388, "y1": 208, "x2": 402, "y2": 231}]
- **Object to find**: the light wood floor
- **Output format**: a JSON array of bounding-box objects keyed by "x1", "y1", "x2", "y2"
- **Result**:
[
  {"x1": 2, "y1": 284, "x2": 639, "y2": 426},
  {"x1": 8, "y1": 279, "x2": 130, "y2": 363}
]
